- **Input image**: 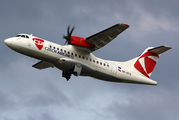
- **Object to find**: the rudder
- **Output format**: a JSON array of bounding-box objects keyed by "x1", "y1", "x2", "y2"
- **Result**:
[{"x1": 134, "y1": 46, "x2": 171, "y2": 78}]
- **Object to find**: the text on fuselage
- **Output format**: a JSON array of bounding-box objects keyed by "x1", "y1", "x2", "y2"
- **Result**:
[{"x1": 45, "y1": 47, "x2": 73, "y2": 59}]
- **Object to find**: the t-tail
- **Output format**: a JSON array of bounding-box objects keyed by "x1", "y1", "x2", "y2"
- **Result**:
[{"x1": 133, "y1": 45, "x2": 171, "y2": 78}]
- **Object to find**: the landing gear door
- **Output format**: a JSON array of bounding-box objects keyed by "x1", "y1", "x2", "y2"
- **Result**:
[
  {"x1": 110, "y1": 63, "x2": 117, "y2": 76},
  {"x1": 74, "y1": 63, "x2": 82, "y2": 76}
]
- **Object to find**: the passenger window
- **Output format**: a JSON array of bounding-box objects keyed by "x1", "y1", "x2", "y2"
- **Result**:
[
  {"x1": 68, "y1": 51, "x2": 70, "y2": 54},
  {"x1": 100, "y1": 62, "x2": 102, "y2": 65},
  {"x1": 93, "y1": 60, "x2": 95, "y2": 63},
  {"x1": 104, "y1": 63, "x2": 106, "y2": 66},
  {"x1": 53, "y1": 46, "x2": 55, "y2": 49},
  {"x1": 50, "y1": 45, "x2": 52, "y2": 48},
  {"x1": 75, "y1": 54, "x2": 77, "y2": 57},
  {"x1": 64, "y1": 50, "x2": 66, "y2": 53},
  {"x1": 86, "y1": 57, "x2": 88, "y2": 60},
  {"x1": 79, "y1": 55, "x2": 81, "y2": 58},
  {"x1": 97, "y1": 61, "x2": 99, "y2": 64},
  {"x1": 90, "y1": 59, "x2": 92, "y2": 62},
  {"x1": 71, "y1": 53, "x2": 73, "y2": 55},
  {"x1": 61, "y1": 49, "x2": 63, "y2": 52},
  {"x1": 82, "y1": 56, "x2": 85, "y2": 59},
  {"x1": 57, "y1": 48, "x2": 59, "y2": 50},
  {"x1": 107, "y1": 64, "x2": 109, "y2": 67}
]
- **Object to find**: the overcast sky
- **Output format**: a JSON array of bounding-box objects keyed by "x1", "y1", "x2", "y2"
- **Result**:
[{"x1": 0, "y1": 0, "x2": 179, "y2": 120}]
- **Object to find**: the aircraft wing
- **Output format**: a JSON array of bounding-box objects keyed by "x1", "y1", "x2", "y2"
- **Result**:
[
  {"x1": 85, "y1": 23, "x2": 129, "y2": 52},
  {"x1": 32, "y1": 61, "x2": 54, "y2": 70}
]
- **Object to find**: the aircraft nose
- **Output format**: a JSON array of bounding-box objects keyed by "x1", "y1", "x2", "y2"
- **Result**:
[{"x1": 4, "y1": 38, "x2": 12, "y2": 46}]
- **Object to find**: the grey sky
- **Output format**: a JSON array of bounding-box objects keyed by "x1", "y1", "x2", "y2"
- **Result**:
[{"x1": 0, "y1": 0, "x2": 179, "y2": 120}]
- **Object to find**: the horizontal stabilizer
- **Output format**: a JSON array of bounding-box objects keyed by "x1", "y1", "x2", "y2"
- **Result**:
[
  {"x1": 32, "y1": 61, "x2": 54, "y2": 70},
  {"x1": 148, "y1": 45, "x2": 172, "y2": 54}
]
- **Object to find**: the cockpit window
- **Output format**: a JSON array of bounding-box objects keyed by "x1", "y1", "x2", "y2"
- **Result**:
[
  {"x1": 15, "y1": 35, "x2": 21, "y2": 37},
  {"x1": 15, "y1": 34, "x2": 29, "y2": 39},
  {"x1": 21, "y1": 35, "x2": 25, "y2": 38}
]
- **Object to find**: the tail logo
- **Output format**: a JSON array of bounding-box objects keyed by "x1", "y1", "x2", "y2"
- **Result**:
[
  {"x1": 134, "y1": 52, "x2": 159, "y2": 78},
  {"x1": 32, "y1": 38, "x2": 44, "y2": 50}
]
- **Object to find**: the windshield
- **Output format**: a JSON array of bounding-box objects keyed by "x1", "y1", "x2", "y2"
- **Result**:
[{"x1": 15, "y1": 34, "x2": 29, "y2": 38}]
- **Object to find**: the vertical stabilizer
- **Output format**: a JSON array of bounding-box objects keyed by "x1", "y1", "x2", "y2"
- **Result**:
[{"x1": 134, "y1": 46, "x2": 171, "y2": 78}]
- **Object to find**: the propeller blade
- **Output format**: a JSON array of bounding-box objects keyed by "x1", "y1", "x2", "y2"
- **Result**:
[
  {"x1": 63, "y1": 24, "x2": 75, "y2": 44},
  {"x1": 69, "y1": 26, "x2": 75, "y2": 37},
  {"x1": 64, "y1": 40, "x2": 68, "y2": 45},
  {"x1": 67, "y1": 24, "x2": 70, "y2": 37}
]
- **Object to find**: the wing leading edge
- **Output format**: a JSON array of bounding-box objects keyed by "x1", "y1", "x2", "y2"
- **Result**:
[{"x1": 85, "y1": 23, "x2": 129, "y2": 52}]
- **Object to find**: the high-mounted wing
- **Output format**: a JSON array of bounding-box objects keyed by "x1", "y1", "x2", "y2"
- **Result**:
[
  {"x1": 85, "y1": 23, "x2": 129, "y2": 52},
  {"x1": 32, "y1": 61, "x2": 54, "y2": 70}
]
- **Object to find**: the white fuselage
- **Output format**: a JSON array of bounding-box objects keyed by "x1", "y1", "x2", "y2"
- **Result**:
[{"x1": 4, "y1": 34, "x2": 157, "y2": 85}]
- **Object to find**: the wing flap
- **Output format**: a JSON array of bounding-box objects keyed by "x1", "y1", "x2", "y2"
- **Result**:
[
  {"x1": 85, "y1": 23, "x2": 129, "y2": 52},
  {"x1": 32, "y1": 61, "x2": 54, "y2": 70}
]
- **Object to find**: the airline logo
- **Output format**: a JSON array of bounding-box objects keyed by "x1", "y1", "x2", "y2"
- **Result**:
[
  {"x1": 134, "y1": 51, "x2": 159, "y2": 78},
  {"x1": 32, "y1": 38, "x2": 44, "y2": 50}
]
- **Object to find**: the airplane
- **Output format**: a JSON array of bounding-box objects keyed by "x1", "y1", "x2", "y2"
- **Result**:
[{"x1": 4, "y1": 23, "x2": 171, "y2": 85}]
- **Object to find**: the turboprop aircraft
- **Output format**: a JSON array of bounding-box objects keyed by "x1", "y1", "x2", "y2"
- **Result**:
[{"x1": 4, "y1": 23, "x2": 171, "y2": 85}]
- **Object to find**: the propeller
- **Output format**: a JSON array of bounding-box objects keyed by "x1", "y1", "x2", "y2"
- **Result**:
[{"x1": 63, "y1": 25, "x2": 75, "y2": 44}]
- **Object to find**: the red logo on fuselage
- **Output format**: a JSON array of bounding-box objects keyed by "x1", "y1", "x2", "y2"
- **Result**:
[{"x1": 32, "y1": 38, "x2": 44, "y2": 50}]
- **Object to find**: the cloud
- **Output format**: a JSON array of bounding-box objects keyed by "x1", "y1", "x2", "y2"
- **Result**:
[
  {"x1": 102, "y1": 86, "x2": 179, "y2": 120},
  {"x1": 123, "y1": 1, "x2": 178, "y2": 42},
  {"x1": 0, "y1": 91, "x2": 16, "y2": 111}
]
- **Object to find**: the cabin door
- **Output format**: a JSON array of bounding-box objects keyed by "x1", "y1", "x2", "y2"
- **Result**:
[{"x1": 110, "y1": 63, "x2": 117, "y2": 76}]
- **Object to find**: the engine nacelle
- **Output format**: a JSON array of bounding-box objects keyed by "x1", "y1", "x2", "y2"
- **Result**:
[{"x1": 70, "y1": 36, "x2": 94, "y2": 48}]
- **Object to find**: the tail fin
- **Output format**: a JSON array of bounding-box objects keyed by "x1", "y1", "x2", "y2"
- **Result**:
[{"x1": 133, "y1": 46, "x2": 171, "y2": 78}]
